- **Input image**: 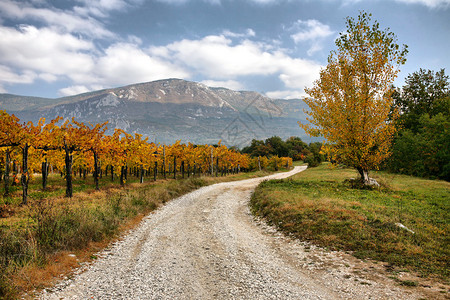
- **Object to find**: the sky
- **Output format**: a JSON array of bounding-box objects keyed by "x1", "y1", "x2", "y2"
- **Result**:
[{"x1": 0, "y1": 0, "x2": 449, "y2": 100}]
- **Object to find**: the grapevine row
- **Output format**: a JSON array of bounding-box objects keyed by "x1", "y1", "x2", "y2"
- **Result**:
[{"x1": 0, "y1": 111, "x2": 292, "y2": 204}]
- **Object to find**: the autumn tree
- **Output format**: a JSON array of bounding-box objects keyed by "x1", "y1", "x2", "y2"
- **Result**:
[
  {"x1": 33, "y1": 117, "x2": 63, "y2": 190},
  {"x1": 71, "y1": 120, "x2": 108, "y2": 190},
  {"x1": 299, "y1": 12, "x2": 408, "y2": 185},
  {"x1": 0, "y1": 111, "x2": 23, "y2": 197},
  {"x1": 0, "y1": 110, "x2": 44, "y2": 204}
]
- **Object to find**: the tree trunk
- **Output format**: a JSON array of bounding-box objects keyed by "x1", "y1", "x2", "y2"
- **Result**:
[
  {"x1": 42, "y1": 158, "x2": 48, "y2": 190},
  {"x1": 357, "y1": 167, "x2": 372, "y2": 185},
  {"x1": 12, "y1": 160, "x2": 17, "y2": 182},
  {"x1": 3, "y1": 149, "x2": 10, "y2": 197},
  {"x1": 215, "y1": 157, "x2": 219, "y2": 177},
  {"x1": 64, "y1": 142, "x2": 73, "y2": 198},
  {"x1": 21, "y1": 144, "x2": 30, "y2": 205},
  {"x1": 173, "y1": 157, "x2": 176, "y2": 179},
  {"x1": 140, "y1": 164, "x2": 144, "y2": 183},
  {"x1": 111, "y1": 165, "x2": 114, "y2": 182},
  {"x1": 210, "y1": 147, "x2": 214, "y2": 176},
  {"x1": 163, "y1": 145, "x2": 166, "y2": 179},
  {"x1": 93, "y1": 151, "x2": 99, "y2": 190},
  {"x1": 120, "y1": 166, "x2": 125, "y2": 186},
  {"x1": 154, "y1": 161, "x2": 157, "y2": 181}
]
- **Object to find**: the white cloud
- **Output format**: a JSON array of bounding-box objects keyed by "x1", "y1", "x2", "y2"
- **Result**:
[
  {"x1": 0, "y1": 25, "x2": 94, "y2": 76},
  {"x1": 156, "y1": 0, "x2": 221, "y2": 4},
  {"x1": 0, "y1": 0, "x2": 324, "y2": 99},
  {"x1": 247, "y1": 0, "x2": 279, "y2": 4},
  {"x1": 200, "y1": 79, "x2": 245, "y2": 90},
  {"x1": 94, "y1": 43, "x2": 190, "y2": 86},
  {"x1": 290, "y1": 19, "x2": 334, "y2": 56},
  {"x1": 0, "y1": 65, "x2": 36, "y2": 84},
  {"x1": 265, "y1": 90, "x2": 306, "y2": 99},
  {"x1": 278, "y1": 58, "x2": 322, "y2": 89},
  {"x1": 155, "y1": 0, "x2": 190, "y2": 4},
  {"x1": 38, "y1": 73, "x2": 58, "y2": 82},
  {"x1": 58, "y1": 85, "x2": 91, "y2": 96},
  {"x1": 0, "y1": 24, "x2": 190, "y2": 91},
  {"x1": 150, "y1": 34, "x2": 322, "y2": 94},
  {"x1": 395, "y1": 0, "x2": 450, "y2": 8},
  {"x1": 291, "y1": 20, "x2": 333, "y2": 42},
  {"x1": 0, "y1": 0, "x2": 115, "y2": 38},
  {"x1": 222, "y1": 29, "x2": 256, "y2": 38},
  {"x1": 74, "y1": 0, "x2": 129, "y2": 18}
]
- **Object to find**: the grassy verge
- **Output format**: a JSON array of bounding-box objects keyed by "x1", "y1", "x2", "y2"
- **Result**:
[
  {"x1": 250, "y1": 163, "x2": 449, "y2": 281},
  {"x1": 0, "y1": 169, "x2": 279, "y2": 299}
]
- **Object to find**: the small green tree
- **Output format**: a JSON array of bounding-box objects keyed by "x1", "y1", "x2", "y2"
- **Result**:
[
  {"x1": 394, "y1": 68, "x2": 449, "y2": 132},
  {"x1": 388, "y1": 69, "x2": 449, "y2": 180}
]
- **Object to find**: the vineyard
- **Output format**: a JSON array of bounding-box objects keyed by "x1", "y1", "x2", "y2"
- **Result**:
[{"x1": 0, "y1": 110, "x2": 292, "y2": 205}]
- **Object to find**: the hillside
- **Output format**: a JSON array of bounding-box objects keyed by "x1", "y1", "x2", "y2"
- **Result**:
[{"x1": 1, "y1": 79, "x2": 309, "y2": 147}]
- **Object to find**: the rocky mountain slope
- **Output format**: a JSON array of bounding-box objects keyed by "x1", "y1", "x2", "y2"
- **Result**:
[{"x1": 1, "y1": 79, "x2": 309, "y2": 147}]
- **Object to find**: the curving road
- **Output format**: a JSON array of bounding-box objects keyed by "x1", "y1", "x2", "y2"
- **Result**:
[{"x1": 40, "y1": 166, "x2": 422, "y2": 299}]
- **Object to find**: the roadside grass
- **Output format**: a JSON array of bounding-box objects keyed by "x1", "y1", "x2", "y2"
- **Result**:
[
  {"x1": 0, "y1": 168, "x2": 282, "y2": 299},
  {"x1": 250, "y1": 163, "x2": 449, "y2": 281}
]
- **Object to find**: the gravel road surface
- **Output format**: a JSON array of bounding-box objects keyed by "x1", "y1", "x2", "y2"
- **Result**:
[{"x1": 39, "y1": 166, "x2": 424, "y2": 299}]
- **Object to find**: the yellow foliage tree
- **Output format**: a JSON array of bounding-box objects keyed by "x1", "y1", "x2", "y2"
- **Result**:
[{"x1": 299, "y1": 12, "x2": 408, "y2": 185}]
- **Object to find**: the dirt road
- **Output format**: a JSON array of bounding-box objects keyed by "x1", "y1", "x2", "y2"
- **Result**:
[{"x1": 40, "y1": 166, "x2": 424, "y2": 299}]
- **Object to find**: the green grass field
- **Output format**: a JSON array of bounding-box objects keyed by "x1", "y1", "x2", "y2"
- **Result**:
[{"x1": 251, "y1": 163, "x2": 449, "y2": 280}]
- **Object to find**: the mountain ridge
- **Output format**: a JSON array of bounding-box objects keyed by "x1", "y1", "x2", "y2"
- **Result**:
[{"x1": 1, "y1": 79, "x2": 309, "y2": 147}]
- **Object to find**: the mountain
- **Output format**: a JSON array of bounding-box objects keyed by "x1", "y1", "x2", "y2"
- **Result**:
[{"x1": 1, "y1": 79, "x2": 310, "y2": 147}]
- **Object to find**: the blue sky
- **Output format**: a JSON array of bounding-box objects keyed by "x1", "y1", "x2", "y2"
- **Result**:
[{"x1": 0, "y1": 0, "x2": 449, "y2": 99}]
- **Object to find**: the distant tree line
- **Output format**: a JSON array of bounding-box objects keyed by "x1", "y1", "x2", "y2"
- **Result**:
[
  {"x1": 385, "y1": 68, "x2": 449, "y2": 180},
  {"x1": 241, "y1": 136, "x2": 325, "y2": 167}
]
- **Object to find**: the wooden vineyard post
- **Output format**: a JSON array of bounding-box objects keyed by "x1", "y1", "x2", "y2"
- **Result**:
[
  {"x1": 120, "y1": 166, "x2": 125, "y2": 186},
  {"x1": 41, "y1": 157, "x2": 48, "y2": 190},
  {"x1": 20, "y1": 143, "x2": 30, "y2": 205},
  {"x1": 64, "y1": 139, "x2": 73, "y2": 198},
  {"x1": 111, "y1": 165, "x2": 114, "y2": 182},
  {"x1": 93, "y1": 152, "x2": 100, "y2": 190},
  {"x1": 215, "y1": 157, "x2": 219, "y2": 177},
  {"x1": 258, "y1": 156, "x2": 261, "y2": 171},
  {"x1": 210, "y1": 147, "x2": 214, "y2": 176},
  {"x1": 181, "y1": 161, "x2": 185, "y2": 179},
  {"x1": 163, "y1": 145, "x2": 166, "y2": 179},
  {"x1": 173, "y1": 157, "x2": 177, "y2": 179},
  {"x1": 154, "y1": 161, "x2": 157, "y2": 181},
  {"x1": 4, "y1": 149, "x2": 11, "y2": 197}
]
